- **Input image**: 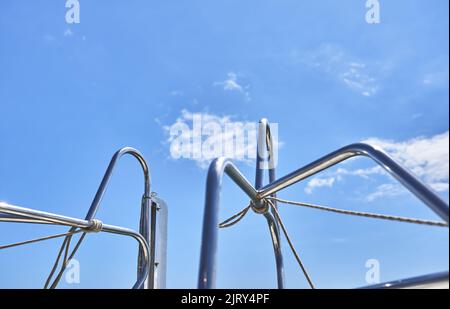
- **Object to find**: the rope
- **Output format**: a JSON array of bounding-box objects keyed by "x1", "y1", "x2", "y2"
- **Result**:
[
  {"x1": 218, "y1": 194, "x2": 449, "y2": 289},
  {"x1": 87, "y1": 219, "x2": 103, "y2": 232},
  {"x1": 267, "y1": 200, "x2": 315, "y2": 289},
  {"x1": 47, "y1": 233, "x2": 86, "y2": 289},
  {"x1": 44, "y1": 232, "x2": 72, "y2": 289},
  {"x1": 0, "y1": 229, "x2": 83, "y2": 250},
  {"x1": 267, "y1": 197, "x2": 448, "y2": 227},
  {"x1": 44, "y1": 219, "x2": 103, "y2": 289},
  {"x1": 219, "y1": 205, "x2": 251, "y2": 228},
  {"x1": 219, "y1": 200, "x2": 316, "y2": 289}
]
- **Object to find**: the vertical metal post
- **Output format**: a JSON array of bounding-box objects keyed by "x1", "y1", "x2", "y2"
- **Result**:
[
  {"x1": 198, "y1": 158, "x2": 257, "y2": 288},
  {"x1": 152, "y1": 196, "x2": 168, "y2": 289},
  {"x1": 256, "y1": 119, "x2": 285, "y2": 289},
  {"x1": 67, "y1": 147, "x2": 157, "y2": 289},
  {"x1": 138, "y1": 193, "x2": 155, "y2": 289}
]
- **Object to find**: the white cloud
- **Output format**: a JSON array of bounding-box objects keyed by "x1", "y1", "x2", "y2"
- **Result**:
[
  {"x1": 341, "y1": 62, "x2": 378, "y2": 97},
  {"x1": 304, "y1": 131, "x2": 449, "y2": 200},
  {"x1": 300, "y1": 43, "x2": 381, "y2": 97},
  {"x1": 162, "y1": 110, "x2": 280, "y2": 169},
  {"x1": 63, "y1": 28, "x2": 74, "y2": 37},
  {"x1": 423, "y1": 71, "x2": 449, "y2": 87},
  {"x1": 365, "y1": 183, "x2": 406, "y2": 202},
  {"x1": 363, "y1": 131, "x2": 449, "y2": 191},
  {"x1": 214, "y1": 72, "x2": 251, "y2": 101},
  {"x1": 217, "y1": 72, "x2": 243, "y2": 91},
  {"x1": 332, "y1": 166, "x2": 385, "y2": 179},
  {"x1": 305, "y1": 176, "x2": 337, "y2": 194},
  {"x1": 169, "y1": 90, "x2": 184, "y2": 96}
]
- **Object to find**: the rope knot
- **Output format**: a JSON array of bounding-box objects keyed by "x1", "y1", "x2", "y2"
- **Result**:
[
  {"x1": 250, "y1": 199, "x2": 269, "y2": 214},
  {"x1": 87, "y1": 219, "x2": 103, "y2": 232}
]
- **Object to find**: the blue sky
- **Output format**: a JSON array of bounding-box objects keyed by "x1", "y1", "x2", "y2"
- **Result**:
[{"x1": 0, "y1": 1, "x2": 448, "y2": 288}]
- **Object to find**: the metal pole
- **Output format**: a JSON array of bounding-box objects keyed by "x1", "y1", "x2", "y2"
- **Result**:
[
  {"x1": 198, "y1": 158, "x2": 256, "y2": 288},
  {"x1": 256, "y1": 119, "x2": 285, "y2": 289},
  {"x1": 82, "y1": 147, "x2": 155, "y2": 288},
  {"x1": 360, "y1": 271, "x2": 449, "y2": 289},
  {"x1": 0, "y1": 202, "x2": 150, "y2": 289},
  {"x1": 152, "y1": 196, "x2": 168, "y2": 289},
  {"x1": 56, "y1": 147, "x2": 155, "y2": 288},
  {"x1": 257, "y1": 143, "x2": 449, "y2": 223}
]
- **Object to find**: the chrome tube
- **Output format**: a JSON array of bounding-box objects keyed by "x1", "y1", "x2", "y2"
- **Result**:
[
  {"x1": 80, "y1": 147, "x2": 155, "y2": 288},
  {"x1": 257, "y1": 143, "x2": 449, "y2": 222},
  {"x1": 198, "y1": 158, "x2": 256, "y2": 288},
  {"x1": 0, "y1": 202, "x2": 98, "y2": 227},
  {"x1": 83, "y1": 147, "x2": 151, "y2": 220},
  {"x1": 0, "y1": 202, "x2": 150, "y2": 289},
  {"x1": 0, "y1": 213, "x2": 55, "y2": 224},
  {"x1": 360, "y1": 271, "x2": 449, "y2": 289},
  {"x1": 263, "y1": 212, "x2": 285, "y2": 288},
  {"x1": 256, "y1": 119, "x2": 285, "y2": 289},
  {"x1": 1, "y1": 147, "x2": 160, "y2": 288}
]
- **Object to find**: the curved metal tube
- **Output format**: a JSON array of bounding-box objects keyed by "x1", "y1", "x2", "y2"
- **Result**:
[
  {"x1": 85, "y1": 147, "x2": 155, "y2": 288},
  {"x1": 198, "y1": 158, "x2": 256, "y2": 288},
  {"x1": 83, "y1": 147, "x2": 151, "y2": 220},
  {"x1": 1, "y1": 147, "x2": 158, "y2": 288},
  {"x1": 258, "y1": 143, "x2": 449, "y2": 222},
  {"x1": 198, "y1": 140, "x2": 448, "y2": 289},
  {"x1": 102, "y1": 225, "x2": 150, "y2": 289},
  {"x1": 0, "y1": 202, "x2": 150, "y2": 289},
  {"x1": 255, "y1": 119, "x2": 285, "y2": 289},
  {"x1": 62, "y1": 147, "x2": 155, "y2": 288},
  {"x1": 360, "y1": 271, "x2": 449, "y2": 289}
]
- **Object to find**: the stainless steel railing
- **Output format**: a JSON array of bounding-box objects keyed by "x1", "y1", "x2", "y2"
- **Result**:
[
  {"x1": 197, "y1": 119, "x2": 449, "y2": 289},
  {"x1": 0, "y1": 147, "x2": 168, "y2": 289}
]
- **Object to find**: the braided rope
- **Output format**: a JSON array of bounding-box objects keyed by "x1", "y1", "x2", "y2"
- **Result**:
[
  {"x1": 267, "y1": 199, "x2": 315, "y2": 289},
  {"x1": 0, "y1": 229, "x2": 84, "y2": 251},
  {"x1": 219, "y1": 200, "x2": 316, "y2": 289},
  {"x1": 266, "y1": 197, "x2": 448, "y2": 227},
  {"x1": 219, "y1": 205, "x2": 251, "y2": 228}
]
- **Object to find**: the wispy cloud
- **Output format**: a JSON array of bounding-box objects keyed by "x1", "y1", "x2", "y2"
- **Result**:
[
  {"x1": 422, "y1": 70, "x2": 449, "y2": 87},
  {"x1": 365, "y1": 183, "x2": 407, "y2": 202},
  {"x1": 304, "y1": 131, "x2": 449, "y2": 200},
  {"x1": 363, "y1": 131, "x2": 449, "y2": 194},
  {"x1": 214, "y1": 72, "x2": 251, "y2": 101},
  {"x1": 162, "y1": 110, "x2": 281, "y2": 169},
  {"x1": 169, "y1": 90, "x2": 184, "y2": 97},
  {"x1": 341, "y1": 62, "x2": 378, "y2": 97},
  {"x1": 305, "y1": 176, "x2": 337, "y2": 194},
  {"x1": 298, "y1": 43, "x2": 383, "y2": 97},
  {"x1": 63, "y1": 28, "x2": 74, "y2": 37}
]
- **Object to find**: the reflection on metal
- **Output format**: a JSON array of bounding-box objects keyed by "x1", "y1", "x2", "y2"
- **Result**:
[
  {"x1": 152, "y1": 196, "x2": 168, "y2": 289},
  {"x1": 0, "y1": 201, "x2": 149, "y2": 289},
  {"x1": 198, "y1": 118, "x2": 449, "y2": 289},
  {"x1": 198, "y1": 157, "x2": 256, "y2": 288},
  {"x1": 0, "y1": 147, "x2": 168, "y2": 289},
  {"x1": 255, "y1": 119, "x2": 285, "y2": 289},
  {"x1": 361, "y1": 271, "x2": 449, "y2": 289},
  {"x1": 257, "y1": 143, "x2": 449, "y2": 223}
]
